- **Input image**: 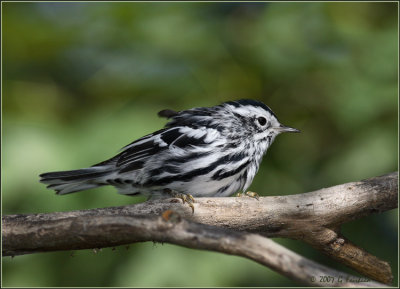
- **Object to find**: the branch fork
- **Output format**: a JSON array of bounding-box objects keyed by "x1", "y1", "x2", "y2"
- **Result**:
[{"x1": 2, "y1": 172, "x2": 398, "y2": 287}]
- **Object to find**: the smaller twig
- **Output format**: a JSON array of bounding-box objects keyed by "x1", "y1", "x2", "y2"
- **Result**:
[{"x1": 304, "y1": 228, "x2": 394, "y2": 285}]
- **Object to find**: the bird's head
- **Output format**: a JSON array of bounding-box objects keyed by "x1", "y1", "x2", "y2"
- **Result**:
[
  {"x1": 161, "y1": 99, "x2": 299, "y2": 147},
  {"x1": 221, "y1": 99, "x2": 300, "y2": 145}
]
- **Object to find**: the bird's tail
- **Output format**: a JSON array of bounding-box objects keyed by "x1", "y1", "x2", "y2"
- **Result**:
[{"x1": 39, "y1": 166, "x2": 112, "y2": 195}]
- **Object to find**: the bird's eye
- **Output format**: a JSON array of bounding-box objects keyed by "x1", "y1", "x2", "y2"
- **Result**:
[{"x1": 257, "y1": 117, "x2": 267, "y2": 126}]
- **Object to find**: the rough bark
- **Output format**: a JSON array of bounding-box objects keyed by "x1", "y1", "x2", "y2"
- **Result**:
[{"x1": 2, "y1": 172, "x2": 398, "y2": 286}]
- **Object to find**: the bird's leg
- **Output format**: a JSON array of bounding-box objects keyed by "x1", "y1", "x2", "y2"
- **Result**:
[
  {"x1": 236, "y1": 191, "x2": 260, "y2": 200},
  {"x1": 163, "y1": 188, "x2": 195, "y2": 213}
]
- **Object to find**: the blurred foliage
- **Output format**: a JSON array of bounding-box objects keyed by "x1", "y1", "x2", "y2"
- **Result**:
[{"x1": 2, "y1": 2, "x2": 398, "y2": 287}]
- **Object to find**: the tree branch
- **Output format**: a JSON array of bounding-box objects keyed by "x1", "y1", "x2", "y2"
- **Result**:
[
  {"x1": 1, "y1": 210, "x2": 387, "y2": 287},
  {"x1": 2, "y1": 172, "x2": 397, "y2": 285}
]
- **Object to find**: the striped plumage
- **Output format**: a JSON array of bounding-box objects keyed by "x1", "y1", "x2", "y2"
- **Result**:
[{"x1": 40, "y1": 99, "x2": 299, "y2": 199}]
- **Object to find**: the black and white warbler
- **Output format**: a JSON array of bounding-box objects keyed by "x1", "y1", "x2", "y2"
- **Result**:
[{"x1": 40, "y1": 99, "x2": 300, "y2": 211}]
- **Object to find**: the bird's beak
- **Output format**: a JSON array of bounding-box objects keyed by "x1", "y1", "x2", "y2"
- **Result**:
[{"x1": 275, "y1": 124, "x2": 301, "y2": 133}]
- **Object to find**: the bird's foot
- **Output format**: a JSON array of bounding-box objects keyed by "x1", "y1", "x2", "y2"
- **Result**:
[
  {"x1": 236, "y1": 191, "x2": 260, "y2": 200},
  {"x1": 164, "y1": 189, "x2": 195, "y2": 213}
]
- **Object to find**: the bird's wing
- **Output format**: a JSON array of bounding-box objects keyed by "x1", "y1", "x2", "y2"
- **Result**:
[{"x1": 104, "y1": 126, "x2": 217, "y2": 173}]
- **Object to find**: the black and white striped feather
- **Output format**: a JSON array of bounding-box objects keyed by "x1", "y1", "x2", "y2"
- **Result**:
[{"x1": 40, "y1": 99, "x2": 299, "y2": 197}]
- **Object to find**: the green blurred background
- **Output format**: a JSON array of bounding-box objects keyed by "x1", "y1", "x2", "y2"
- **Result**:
[{"x1": 2, "y1": 2, "x2": 398, "y2": 287}]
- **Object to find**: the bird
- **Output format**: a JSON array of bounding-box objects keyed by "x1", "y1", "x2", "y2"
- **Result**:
[{"x1": 40, "y1": 99, "x2": 300, "y2": 212}]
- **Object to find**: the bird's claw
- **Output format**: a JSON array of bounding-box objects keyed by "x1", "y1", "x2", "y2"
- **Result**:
[
  {"x1": 246, "y1": 191, "x2": 260, "y2": 200},
  {"x1": 164, "y1": 189, "x2": 195, "y2": 213},
  {"x1": 236, "y1": 191, "x2": 260, "y2": 200},
  {"x1": 180, "y1": 194, "x2": 195, "y2": 214}
]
